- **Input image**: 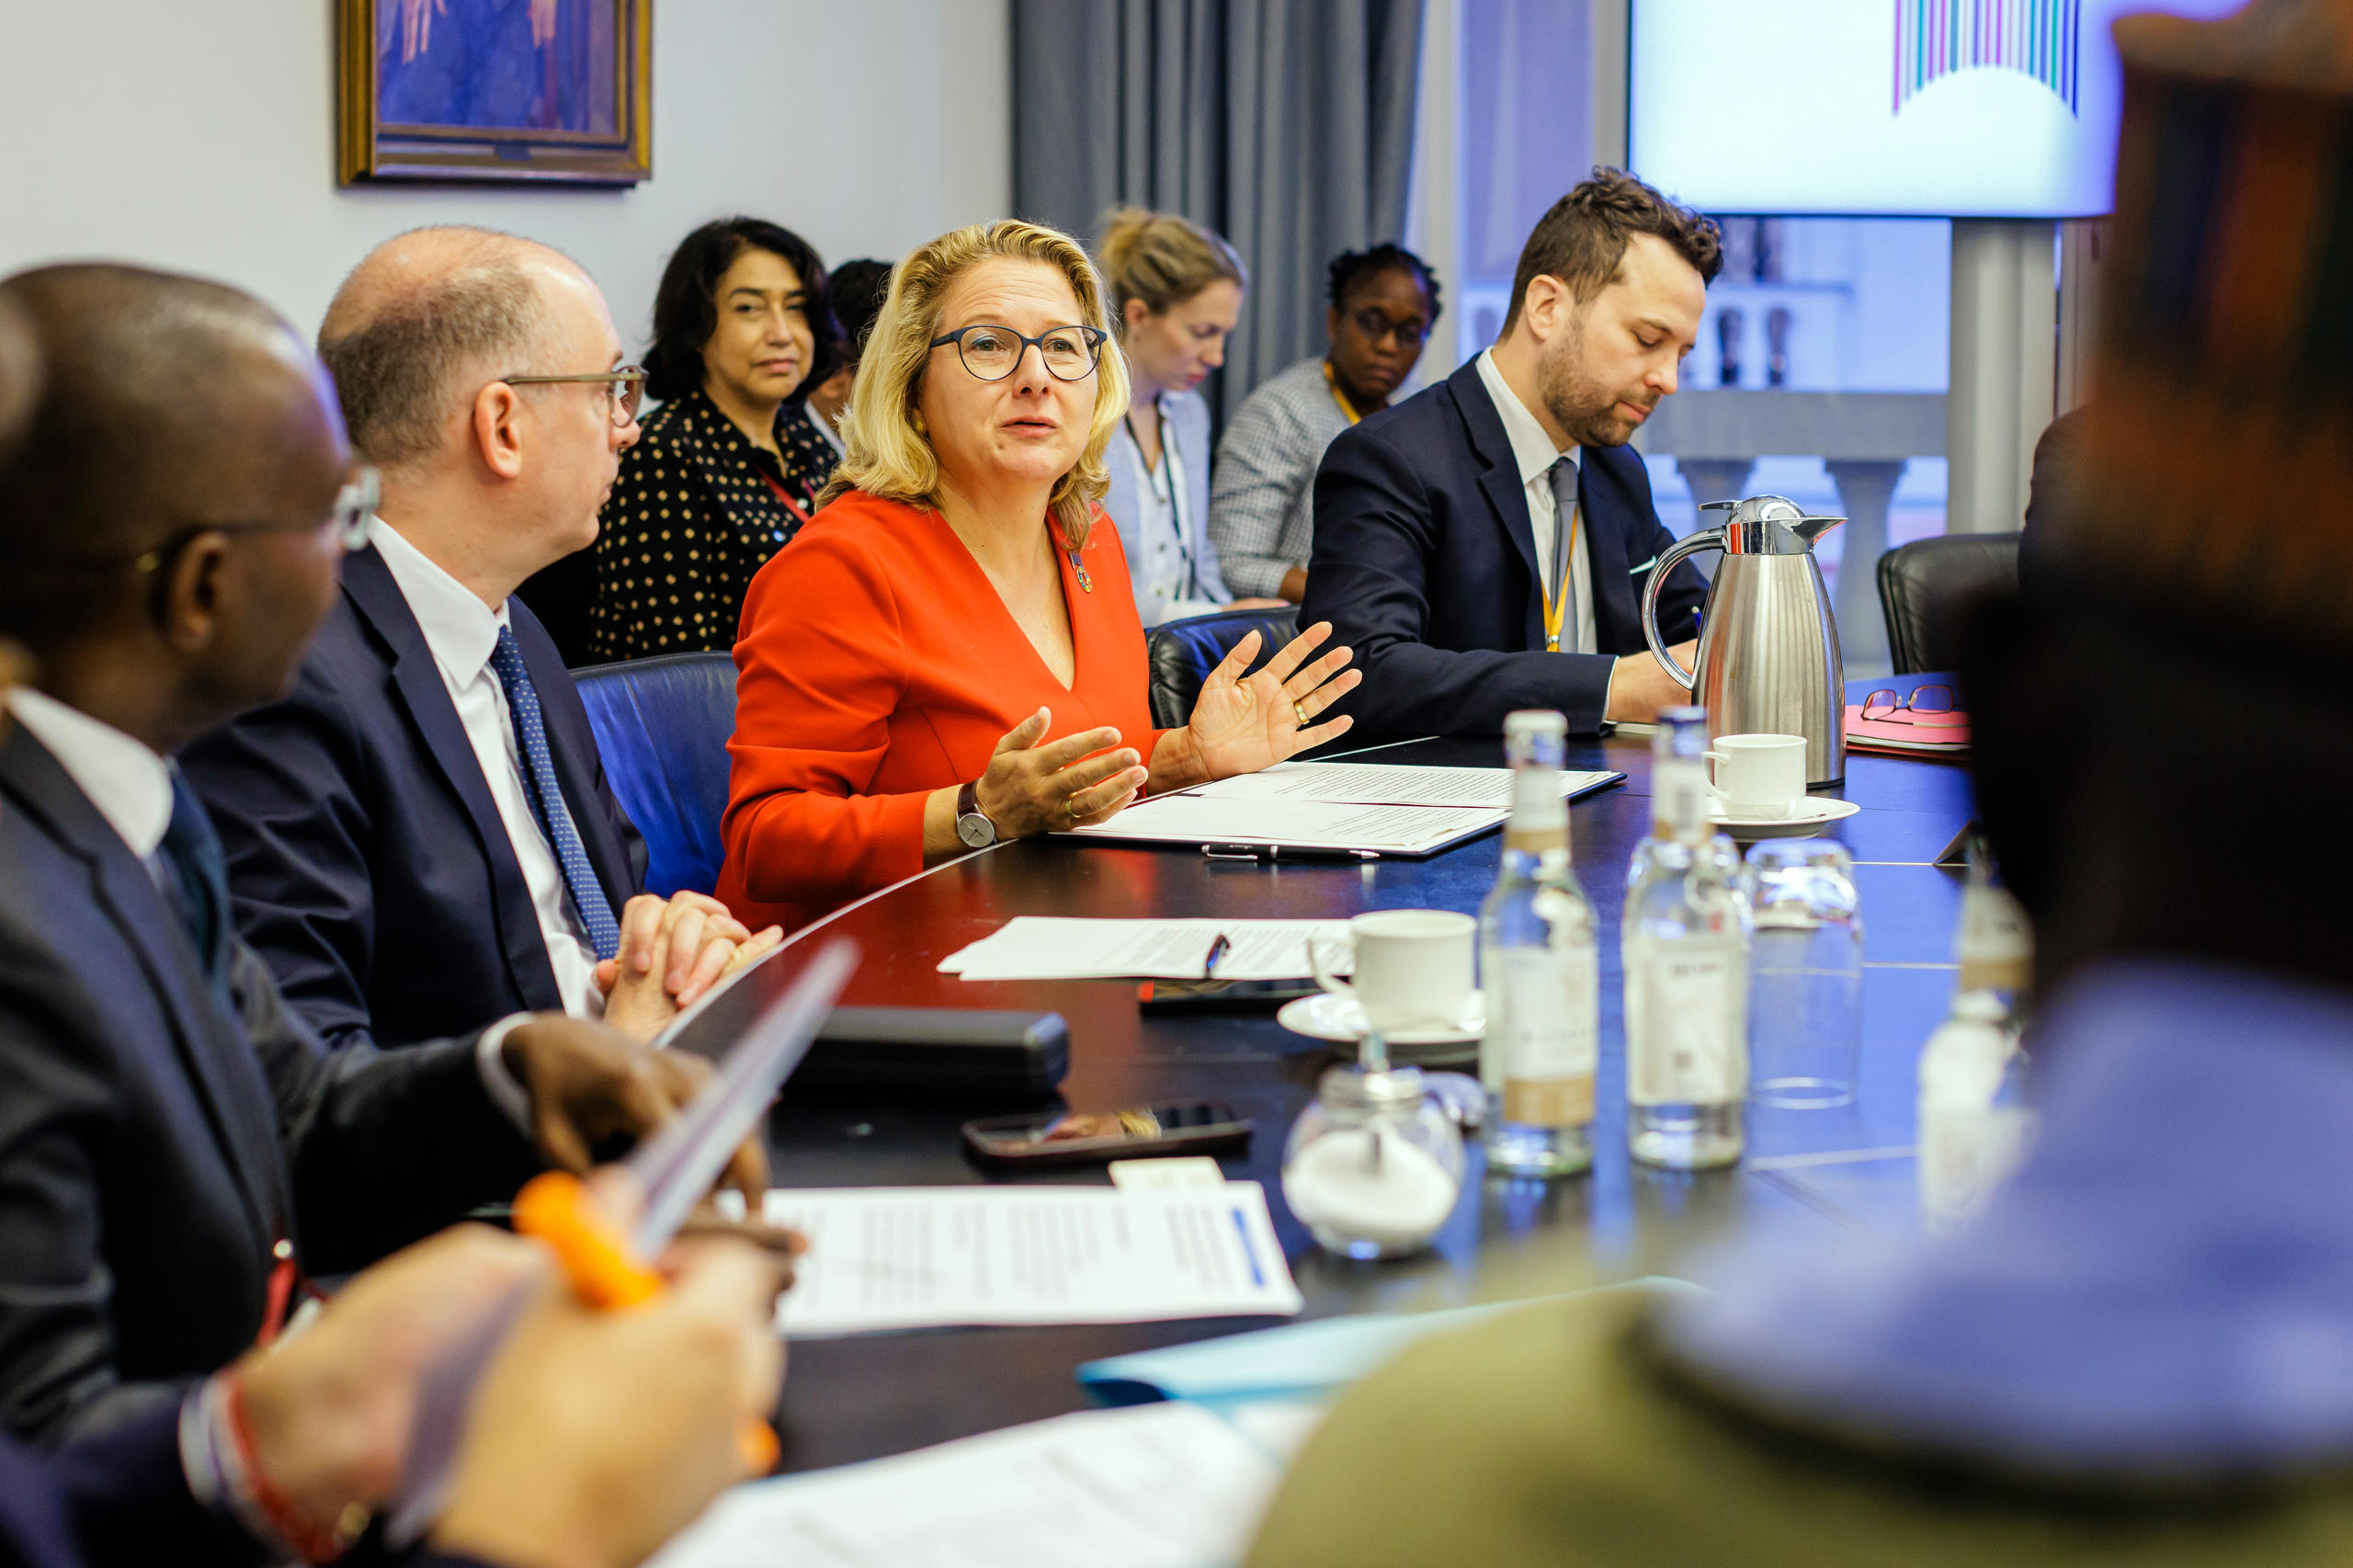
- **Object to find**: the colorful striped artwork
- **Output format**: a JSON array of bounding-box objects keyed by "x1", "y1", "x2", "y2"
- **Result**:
[{"x1": 1893, "y1": 0, "x2": 2082, "y2": 115}]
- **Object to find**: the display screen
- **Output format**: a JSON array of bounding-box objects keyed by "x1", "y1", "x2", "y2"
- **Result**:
[{"x1": 1628, "y1": 0, "x2": 2243, "y2": 218}]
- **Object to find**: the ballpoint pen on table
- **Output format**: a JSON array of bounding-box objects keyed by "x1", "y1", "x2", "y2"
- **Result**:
[
  {"x1": 1200, "y1": 844, "x2": 1381, "y2": 862},
  {"x1": 384, "y1": 937, "x2": 860, "y2": 1547},
  {"x1": 1202, "y1": 932, "x2": 1232, "y2": 979}
]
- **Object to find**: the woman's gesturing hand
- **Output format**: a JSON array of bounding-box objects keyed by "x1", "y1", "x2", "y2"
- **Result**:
[
  {"x1": 1179, "y1": 621, "x2": 1359, "y2": 781},
  {"x1": 973, "y1": 707, "x2": 1149, "y2": 836}
]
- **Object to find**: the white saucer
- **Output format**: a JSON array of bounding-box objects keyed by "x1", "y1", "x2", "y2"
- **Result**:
[
  {"x1": 1707, "y1": 796, "x2": 1860, "y2": 839},
  {"x1": 1276, "y1": 991, "x2": 1486, "y2": 1062}
]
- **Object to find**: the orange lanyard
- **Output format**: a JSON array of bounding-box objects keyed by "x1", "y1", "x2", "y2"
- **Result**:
[
  {"x1": 1539, "y1": 498, "x2": 1579, "y2": 653},
  {"x1": 1322, "y1": 361, "x2": 1363, "y2": 426}
]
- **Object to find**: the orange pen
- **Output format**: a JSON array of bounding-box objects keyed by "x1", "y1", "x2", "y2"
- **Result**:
[{"x1": 385, "y1": 937, "x2": 858, "y2": 1546}]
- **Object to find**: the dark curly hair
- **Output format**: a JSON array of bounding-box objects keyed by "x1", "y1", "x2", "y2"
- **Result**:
[
  {"x1": 644, "y1": 217, "x2": 838, "y2": 403},
  {"x1": 1506, "y1": 167, "x2": 1722, "y2": 332},
  {"x1": 1325, "y1": 244, "x2": 1442, "y2": 325}
]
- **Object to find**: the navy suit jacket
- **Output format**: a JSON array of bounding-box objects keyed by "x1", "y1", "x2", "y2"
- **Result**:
[
  {"x1": 180, "y1": 546, "x2": 646, "y2": 1054},
  {"x1": 0, "y1": 1397, "x2": 489, "y2": 1567},
  {"x1": 1301, "y1": 358, "x2": 1708, "y2": 738},
  {"x1": 0, "y1": 730, "x2": 535, "y2": 1446}
]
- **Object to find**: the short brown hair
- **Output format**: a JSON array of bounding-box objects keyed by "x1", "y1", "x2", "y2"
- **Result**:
[
  {"x1": 317, "y1": 227, "x2": 563, "y2": 472},
  {"x1": 1505, "y1": 168, "x2": 1722, "y2": 332}
]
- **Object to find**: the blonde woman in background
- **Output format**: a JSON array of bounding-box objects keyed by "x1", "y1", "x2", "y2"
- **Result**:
[
  {"x1": 1097, "y1": 210, "x2": 1286, "y2": 625},
  {"x1": 717, "y1": 221, "x2": 1359, "y2": 932}
]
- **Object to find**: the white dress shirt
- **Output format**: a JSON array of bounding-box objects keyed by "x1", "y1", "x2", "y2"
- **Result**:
[
  {"x1": 368, "y1": 517, "x2": 606, "y2": 1020},
  {"x1": 5, "y1": 680, "x2": 535, "y2": 1122},
  {"x1": 1475, "y1": 348, "x2": 1597, "y2": 655}
]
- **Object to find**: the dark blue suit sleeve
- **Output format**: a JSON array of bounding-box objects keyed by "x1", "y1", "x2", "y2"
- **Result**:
[
  {"x1": 48, "y1": 1401, "x2": 259, "y2": 1568},
  {"x1": 232, "y1": 944, "x2": 537, "y2": 1278},
  {"x1": 1304, "y1": 426, "x2": 1620, "y2": 736},
  {"x1": 177, "y1": 659, "x2": 381, "y2": 1057}
]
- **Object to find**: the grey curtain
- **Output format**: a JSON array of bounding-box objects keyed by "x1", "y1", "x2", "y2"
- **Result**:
[{"x1": 1012, "y1": 0, "x2": 1426, "y2": 426}]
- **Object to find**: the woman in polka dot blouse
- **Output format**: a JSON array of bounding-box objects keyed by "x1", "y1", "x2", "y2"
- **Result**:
[{"x1": 587, "y1": 217, "x2": 842, "y2": 661}]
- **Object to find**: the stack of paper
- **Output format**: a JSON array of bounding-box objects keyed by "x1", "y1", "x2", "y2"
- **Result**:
[
  {"x1": 1066, "y1": 761, "x2": 1621, "y2": 856},
  {"x1": 763, "y1": 1183, "x2": 1304, "y2": 1335},
  {"x1": 939, "y1": 916, "x2": 1349, "y2": 982},
  {"x1": 646, "y1": 1403, "x2": 1284, "y2": 1568}
]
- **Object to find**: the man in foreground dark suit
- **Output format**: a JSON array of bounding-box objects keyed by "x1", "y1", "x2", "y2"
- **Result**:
[
  {"x1": 0, "y1": 261, "x2": 769, "y2": 1446},
  {"x1": 180, "y1": 226, "x2": 780, "y2": 1062},
  {"x1": 1302, "y1": 169, "x2": 1717, "y2": 737}
]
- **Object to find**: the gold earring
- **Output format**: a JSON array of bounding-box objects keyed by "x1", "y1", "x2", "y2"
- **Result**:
[{"x1": 912, "y1": 410, "x2": 928, "y2": 435}]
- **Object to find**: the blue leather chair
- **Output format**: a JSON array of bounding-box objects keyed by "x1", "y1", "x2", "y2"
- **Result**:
[
  {"x1": 1145, "y1": 607, "x2": 1298, "y2": 729},
  {"x1": 572, "y1": 651, "x2": 737, "y2": 898}
]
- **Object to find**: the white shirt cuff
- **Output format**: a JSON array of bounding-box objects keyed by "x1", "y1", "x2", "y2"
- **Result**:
[{"x1": 475, "y1": 1012, "x2": 537, "y2": 1136}]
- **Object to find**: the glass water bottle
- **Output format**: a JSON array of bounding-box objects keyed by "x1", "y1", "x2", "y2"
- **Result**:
[
  {"x1": 1478, "y1": 710, "x2": 1598, "y2": 1177},
  {"x1": 1623, "y1": 707, "x2": 1753, "y2": 1168}
]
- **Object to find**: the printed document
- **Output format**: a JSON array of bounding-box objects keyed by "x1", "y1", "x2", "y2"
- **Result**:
[
  {"x1": 1189, "y1": 760, "x2": 1620, "y2": 809},
  {"x1": 646, "y1": 1402, "x2": 1283, "y2": 1568},
  {"x1": 1069, "y1": 793, "x2": 1504, "y2": 853},
  {"x1": 763, "y1": 1183, "x2": 1304, "y2": 1335},
  {"x1": 939, "y1": 916, "x2": 1349, "y2": 981}
]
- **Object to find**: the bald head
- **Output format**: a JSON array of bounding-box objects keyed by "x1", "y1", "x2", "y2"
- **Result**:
[
  {"x1": 320, "y1": 226, "x2": 596, "y2": 472},
  {"x1": 0, "y1": 263, "x2": 341, "y2": 649},
  {"x1": 0, "y1": 293, "x2": 40, "y2": 477}
]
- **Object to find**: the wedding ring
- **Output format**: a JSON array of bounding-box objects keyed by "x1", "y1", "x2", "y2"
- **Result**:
[
  {"x1": 1064, "y1": 798, "x2": 1080, "y2": 819},
  {"x1": 1292, "y1": 700, "x2": 1309, "y2": 728}
]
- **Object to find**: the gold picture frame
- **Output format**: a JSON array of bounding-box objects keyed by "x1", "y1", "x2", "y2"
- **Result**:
[{"x1": 336, "y1": 0, "x2": 652, "y2": 186}]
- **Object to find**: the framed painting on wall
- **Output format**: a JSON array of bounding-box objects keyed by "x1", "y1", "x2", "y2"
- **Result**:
[{"x1": 336, "y1": 0, "x2": 652, "y2": 185}]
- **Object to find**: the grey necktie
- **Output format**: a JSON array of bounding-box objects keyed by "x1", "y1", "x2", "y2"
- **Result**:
[{"x1": 1545, "y1": 455, "x2": 1583, "y2": 653}]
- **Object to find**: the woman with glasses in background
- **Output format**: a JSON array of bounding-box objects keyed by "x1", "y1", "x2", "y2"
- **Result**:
[
  {"x1": 1208, "y1": 244, "x2": 1442, "y2": 604},
  {"x1": 716, "y1": 221, "x2": 1361, "y2": 933},
  {"x1": 585, "y1": 217, "x2": 841, "y2": 663},
  {"x1": 1096, "y1": 210, "x2": 1284, "y2": 625}
]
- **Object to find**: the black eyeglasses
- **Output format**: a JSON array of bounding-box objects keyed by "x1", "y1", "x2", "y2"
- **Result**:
[
  {"x1": 502, "y1": 366, "x2": 648, "y2": 427},
  {"x1": 1347, "y1": 306, "x2": 1429, "y2": 347},
  {"x1": 1859, "y1": 683, "x2": 1955, "y2": 722},
  {"x1": 928, "y1": 324, "x2": 1106, "y2": 382},
  {"x1": 135, "y1": 466, "x2": 381, "y2": 574}
]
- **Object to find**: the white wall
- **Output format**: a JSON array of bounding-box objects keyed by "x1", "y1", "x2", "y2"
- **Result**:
[{"x1": 0, "y1": 1, "x2": 1012, "y2": 347}]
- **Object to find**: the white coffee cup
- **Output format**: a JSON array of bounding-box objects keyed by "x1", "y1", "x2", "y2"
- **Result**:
[
  {"x1": 1309, "y1": 909, "x2": 1475, "y2": 1034},
  {"x1": 1703, "y1": 733, "x2": 1807, "y2": 819}
]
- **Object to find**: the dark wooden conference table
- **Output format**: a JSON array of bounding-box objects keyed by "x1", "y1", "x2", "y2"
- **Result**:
[{"x1": 760, "y1": 673, "x2": 1972, "y2": 1475}]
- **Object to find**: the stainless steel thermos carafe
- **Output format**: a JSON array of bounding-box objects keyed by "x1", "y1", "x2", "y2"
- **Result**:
[{"x1": 1639, "y1": 494, "x2": 1847, "y2": 785}]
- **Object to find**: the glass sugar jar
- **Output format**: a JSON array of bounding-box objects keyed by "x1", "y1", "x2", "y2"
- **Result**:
[{"x1": 1281, "y1": 1037, "x2": 1466, "y2": 1260}]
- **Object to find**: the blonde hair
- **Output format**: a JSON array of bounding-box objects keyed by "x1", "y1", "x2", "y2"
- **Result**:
[
  {"x1": 819, "y1": 220, "x2": 1128, "y2": 552},
  {"x1": 1097, "y1": 209, "x2": 1247, "y2": 331}
]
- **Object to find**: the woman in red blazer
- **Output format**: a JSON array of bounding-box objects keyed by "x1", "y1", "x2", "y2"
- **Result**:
[{"x1": 720, "y1": 220, "x2": 1359, "y2": 933}]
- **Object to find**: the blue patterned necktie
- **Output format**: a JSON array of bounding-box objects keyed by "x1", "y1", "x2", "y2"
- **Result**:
[
  {"x1": 158, "y1": 767, "x2": 233, "y2": 1010},
  {"x1": 487, "y1": 624, "x2": 621, "y2": 961}
]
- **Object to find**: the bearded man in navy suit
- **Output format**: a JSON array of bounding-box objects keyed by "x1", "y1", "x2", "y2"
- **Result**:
[{"x1": 1303, "y1": 169, "x2": 1719, "y2": 738}]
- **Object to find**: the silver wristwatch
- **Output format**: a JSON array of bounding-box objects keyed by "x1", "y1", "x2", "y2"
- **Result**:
[{"x1": 955, "y1": 780, "x2": 998, "y2": 848}]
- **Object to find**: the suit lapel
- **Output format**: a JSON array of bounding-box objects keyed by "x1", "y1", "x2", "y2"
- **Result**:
[
  {"x1": 341, "y1": 547, "x2": 567, "y2": 1013},
  {"x1": 0, "y1": 731, "x2": 286, "y2": 1244},
  {"x1": 1449, "y1": 359, "x2": 1546, "y2": 649}
]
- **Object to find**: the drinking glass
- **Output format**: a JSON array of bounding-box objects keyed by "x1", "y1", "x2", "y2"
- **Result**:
[{"x1": 1742, "y1": 839, "x2": 1862, "y2": 1108}]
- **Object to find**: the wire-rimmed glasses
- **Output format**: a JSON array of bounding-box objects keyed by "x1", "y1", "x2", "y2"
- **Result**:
[
  {"x1": 1859, "y1": 683, "x2": 1955, "y2": 723},
  {"x1": 928, "y1": 324, "x2": 1106, "y2": 382},
  {"x1": 134, "y1": 464, "x2": 381, "y2": 574},
  {"x1": 502, "y1": 365, "x2": 648, "y2": 427}
]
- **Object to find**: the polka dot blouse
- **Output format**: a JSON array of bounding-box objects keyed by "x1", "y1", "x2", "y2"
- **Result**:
[{"x1": 587, "y1": 388, "x2": 840, "y2": 661}]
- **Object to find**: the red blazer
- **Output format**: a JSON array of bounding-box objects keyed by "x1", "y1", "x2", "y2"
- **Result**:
[{"x1": 719, "y1": 489, "x2": 1165, "y2": 932}]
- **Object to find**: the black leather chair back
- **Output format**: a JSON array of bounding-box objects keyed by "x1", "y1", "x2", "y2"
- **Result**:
[
  {"x1": 1145, "y1": 608, "x2": 1298, "y2": 729},
  {"x1": 572, "y1": 651, "x2": 736, "y2": 898},
  {"x1": 1876, "y1": 532, "x2": 2021, "y2": 676}
]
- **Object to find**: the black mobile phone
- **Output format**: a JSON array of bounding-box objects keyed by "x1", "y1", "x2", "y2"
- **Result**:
[
  {"x1": 1138, "y1": 977, "x2": 1320, "y2": 1011},
  {"x1": 961, "y1": 1102, "x2": 1253, "y2": 1165}
]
